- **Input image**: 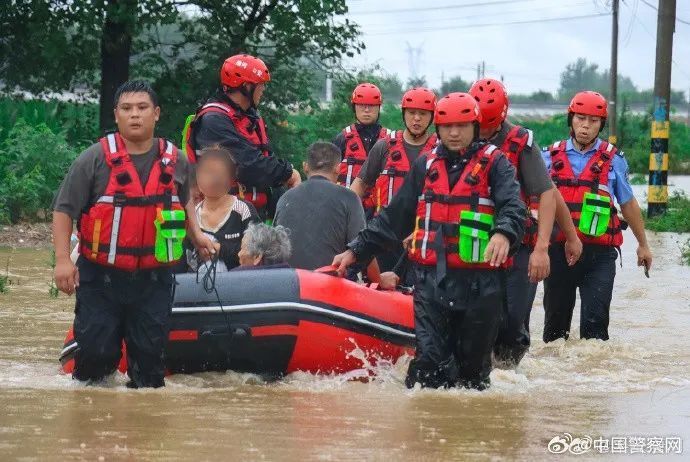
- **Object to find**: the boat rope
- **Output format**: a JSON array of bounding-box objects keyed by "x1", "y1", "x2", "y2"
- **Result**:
[{"x1": 196, "y1": 256, "x2": 233, "y2": 335}]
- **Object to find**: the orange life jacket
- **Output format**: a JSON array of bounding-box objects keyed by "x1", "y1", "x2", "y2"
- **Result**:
[
  {"x1": 548, "y1": 140, "x2": 624, "y2": 246},
  {"x1": 184, "y1": 101, "x2": 270, "y2": 211},
  {"x1": 372, "y1": 131, "x2": 437, "y2": 216},
  {"x1": 79, "y1": 132, "x2": 184, "y2": 271},
  {"x1": 499, "y1": 125, "x2": 538, "y2": 247},
  {"x1": 408, "y1": 144, "x2": 511, "y2": 270}
]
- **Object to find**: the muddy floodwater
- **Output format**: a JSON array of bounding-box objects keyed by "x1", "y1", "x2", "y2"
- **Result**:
[{"x1": 1, "y1": 179, "x2": 689, "y2": 461}]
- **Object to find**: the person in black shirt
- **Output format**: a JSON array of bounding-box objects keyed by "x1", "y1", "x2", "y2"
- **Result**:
[{"x1": 185, "y1": 146, "x2": 259, "y2": 272}]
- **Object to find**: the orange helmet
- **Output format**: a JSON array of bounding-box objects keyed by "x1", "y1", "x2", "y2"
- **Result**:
[
  {"x1": 469, "y1": 78, "x2": 508, "y2": 131},
  {"x1": 401, "y1": 87, "x2": 436, "y2": 112},
  {"x1": 221, "y1": 54, "x2": 270, "y2": 88},
  {"x1": 434, "y1": 92, "x2": 482, "y2": 125},
  {"x1": 351, "y1": 83, "x2": 382, "y2": 105},
  {"x1": 568, "y1": 91, "x2": 608, "y2": 118}
]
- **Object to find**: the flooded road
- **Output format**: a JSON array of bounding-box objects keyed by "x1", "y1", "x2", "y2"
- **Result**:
[{"x1": 1, "y1": 178, "x2": 689, "y2": 460}]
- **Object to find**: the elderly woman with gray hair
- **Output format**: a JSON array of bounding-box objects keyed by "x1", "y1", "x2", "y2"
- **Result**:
[{"x1": 236, "y1": 223, "x2": 292, "y2": 268}]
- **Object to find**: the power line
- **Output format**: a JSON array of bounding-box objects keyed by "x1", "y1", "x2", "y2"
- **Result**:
[
  {"x1": 363, "y1": 12, "x2": 610, "y2": 36},
  {"x1": 361, "y1": 2, "x2": 591, "y2": 29},
  {"x1": 622, "y1": 0, "x2": 690, "y2": 79},
  {"x1": 640, "y1": 0, "x2": 690, "y2": 25},
  {"x1": 349, "y1": 0, "x2": 539, "y2": 16}
]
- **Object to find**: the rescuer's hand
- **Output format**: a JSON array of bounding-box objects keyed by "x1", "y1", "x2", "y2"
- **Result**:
[
  {"x1": 528, "y1": 245, "x2": 550, "y2": 283},
  {"x1": 485, "y1": 233, "x2": 510, "y2": 267},
  {"x1": 564, "y1": 236, "x2": 583, "y2": 266},
  {"x1": 55, "y1": 257, "x2": 79, "y2": 296},
  {"x1": 285, "y1": 169, "x2": 302, "y2": 189},
  {"x1": 378, "y1": 272, "x2": 400, "y2": 291},
  {"x1": 332, "y1": 249, "x2": 356, "y2": 276},
  {"x1": 637, "y1": 245, "x2": 653, "y2": 271},
  {"x1": 402, "y1": 232, "x2": 414, "y2": 251}
]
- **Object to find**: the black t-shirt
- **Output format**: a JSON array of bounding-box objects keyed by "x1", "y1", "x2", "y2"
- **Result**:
[{"x1": 185, "y1": 197, "x2": 260, "y2": 272}]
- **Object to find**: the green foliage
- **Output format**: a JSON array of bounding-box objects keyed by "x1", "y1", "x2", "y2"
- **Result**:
[
  {"x1": 629, "y1": 173, "x2": 648, "y2": 185},
  {"x1": 0, "y1": 258, "x2": 10, "y2": 294},
  {"x1": 0, "y1": 119, "x2": 79, "y2": 224},
  {"x1": 48, "y1": 250, "x2": 59, "y2": 298},
  {"x1": 438, "y1": 76, "x2": 470, "y2": 95},
  {"x1": 645, "y1": 191, "x2": 690, "y2": 233},
  {"x1": 681, "y1": 238, "x2": 690, "y2": 266},
  {"x1": 0, "y1": 97, "x2": 99, "y2": 146}
]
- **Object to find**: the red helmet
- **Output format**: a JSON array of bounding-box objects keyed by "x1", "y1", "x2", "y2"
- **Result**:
[
  {"x1": 434, "y1": 92, "x2": 482, "y2": 125},
  {"x1": 469, "y1": 78, "x2": 509, "y2": 131},
  {"x1": 351, "y1": 83, "x2": 382, "y2": 105},
  {"x1": 401, "y1": 87, "x2": 436, "y2": 112},
  {"x1": 221, "y1": 54, "x2": 271, "y2": 88},
  {"x1": 568, "y1": 91, "x2": 608, "y2": 118}
]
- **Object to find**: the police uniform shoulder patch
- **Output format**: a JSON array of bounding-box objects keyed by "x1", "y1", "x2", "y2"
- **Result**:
[{"x1": 616, "y1": 150, "x2": 625, "y2": 158}]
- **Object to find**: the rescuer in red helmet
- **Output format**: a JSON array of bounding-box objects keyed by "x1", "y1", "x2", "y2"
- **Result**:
[
  {"x1": 332, "y1": 92, "x2": 526, "y2": 390},
  {"x1": 540, "y1": 90, "x2": 652, "y2": 343},
  {"x1": 332, "y1": 82, "x2": 392, "y2": 217},
  {"x1": 349, "y1": 87, "x2": 438, "y2": 280},
  {"x1": 183, "y1": 54, "x2": 301, "y2": 220},
  {"x1": 469, "y1": 78, "x2": 582, "y2": 368}
]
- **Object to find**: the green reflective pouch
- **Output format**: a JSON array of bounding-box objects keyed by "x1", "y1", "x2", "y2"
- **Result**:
[
  {"x1": 458, "y1": 210, "x2": 494, "y2": 263},
  {"x1": 180, "y1": 114, "x2": 196, "y2": 159},
  {"x1": 578, "y1": 192, "x2": 611, "y2": 237},
  {"x1": 155, "y1": 209, "x2": 187, "y2": 263}
]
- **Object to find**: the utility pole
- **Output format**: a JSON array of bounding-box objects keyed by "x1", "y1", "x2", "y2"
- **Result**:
[
  {"x1": 609, "y1": 0, "x2": 619, "y2": 145},
  {"x1": 481, "y1": 60, "x2": 486, "y2": 78},
  {"x1": 476, "y1": 63, "x2": 481, "y2": 81},
  {"x1": 648, "y1": 0, "x2": 675, "y2": 218}
]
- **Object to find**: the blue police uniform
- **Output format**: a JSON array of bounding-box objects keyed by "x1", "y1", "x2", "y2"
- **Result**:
[{"x1": 541, "y1": 137, "x2": 635, "y2": 342}]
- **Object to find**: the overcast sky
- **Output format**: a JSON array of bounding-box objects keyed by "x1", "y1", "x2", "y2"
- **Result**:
[{"x1": 343, "y1": 0, "x2": 690, "y2": 96}]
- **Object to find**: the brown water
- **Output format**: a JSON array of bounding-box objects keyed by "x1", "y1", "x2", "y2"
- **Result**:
[{"x1": 1, "y1": 180, "x2": 689, "y2": 461}]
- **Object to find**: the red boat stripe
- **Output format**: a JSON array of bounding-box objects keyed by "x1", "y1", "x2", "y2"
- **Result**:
[
  {"x1": 169, "y1": 330, "x2": 198, "y2": 341},
  {"x1": 251, "y1": 325, "x2": 299, "y2": 337}
]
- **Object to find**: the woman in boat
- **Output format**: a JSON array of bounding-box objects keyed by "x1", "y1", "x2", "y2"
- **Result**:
[{"x1": 236, "y1": 223, "x2": 292, "y2": 269}]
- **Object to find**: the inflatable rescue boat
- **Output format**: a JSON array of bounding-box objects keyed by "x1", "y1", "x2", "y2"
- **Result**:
[{"x1": 59, "y1": 268, "x2": 414, "y2": 377}]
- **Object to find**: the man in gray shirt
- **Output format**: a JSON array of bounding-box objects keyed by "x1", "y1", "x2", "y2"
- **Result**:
[
  {"x1": 275, "y1": 142, "x2": 367, "y2": 270},
  {"x1": 275, "y1": 142, "x2": 397, "y2": 289}
]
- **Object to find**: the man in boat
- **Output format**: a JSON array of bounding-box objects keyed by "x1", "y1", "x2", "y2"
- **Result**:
[
  {"x1": 332, "y1": 82, "x2": 391, "y2": 218},
  {"x1": 332, "y1": 93, "x2": 525, "y2": 390},
  {"x1": 183, "y1": 53, "x2": 301, "y2": 220},
  {"x1": 274, "y1": 141, "x2": 398, "y2": 289},
  {"x1": 349, "y1": 87, "x2": 438, "y2": 277},
  {"x1": 468, "y1": 78, "x2": 583, "y2": 368},
  {"x1": 541, "y1": 91, "x2": 652, "y2": 342},
  {"x1": 53, "y1": 80, "x2": 216, "y2": 388}
]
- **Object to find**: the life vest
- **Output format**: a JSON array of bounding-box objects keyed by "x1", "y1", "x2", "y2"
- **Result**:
[
  {"x1": 79, "y1": 133, "x2": 185, "y2": 271},
  {"x1": 499, "y1": 125, "x2": 538, "y2": 247},
  {"x1": 408, "y1": 144, "x2": 511, "y2": 270},
  {"x1": 337, "y1": 124, "x2": 390, "y2": 188},
  {"x1": 183, "y1": 101, "x2": 270, "y2": 211},
  {"x1": 372, "y1": 131, "x2": 437, "y2": 216},
  {"x1": 548, "y1": 140, "x2": 624, "y2": 247}
]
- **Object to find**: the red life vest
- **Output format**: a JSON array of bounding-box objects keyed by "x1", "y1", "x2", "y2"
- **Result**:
[
  {"x1": 548, "y1": 140, "x2": 624, "y2": 246},
  {"x1": 408, "y1": 144, "x2": 511, "y2": 270},
  {"x1": 337, "y1": 124, "x2": 390, "y2": 188},
  {"x1": 371, "y1": 131, "x2": 437, "y2": 216},
  {"x1": 184, "y1": 101, "x2": 270, "y2": 211},
  {"x1": 499, "y1": 125, "x2": 538, "y2": 247},
  {"x1": 79, "y1": 133, "x2": 184, "y2": 271}
]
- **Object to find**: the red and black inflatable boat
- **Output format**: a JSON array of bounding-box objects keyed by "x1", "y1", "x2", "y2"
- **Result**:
[{"x1": 59, "y1": 268, "x2": 414, "y2": 377}]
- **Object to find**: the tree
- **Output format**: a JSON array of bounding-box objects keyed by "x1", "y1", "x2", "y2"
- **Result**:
[
  {"x1": 407, "y1": 76, "x2": 428, "y2": 89},
  {"x1": 558, "y1": 57, "x2": 638, "y2": 101},
  {"x1": 1, "y1": 1, "x2": 363, "y2": 134},
  {"x1": 438, "y1": 75, "x2": 469, "y2": 95}
]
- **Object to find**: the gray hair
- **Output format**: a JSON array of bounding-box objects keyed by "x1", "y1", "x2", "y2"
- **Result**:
[{"x1": 244, "y1": 223, "x2": 291, "y2": 265}]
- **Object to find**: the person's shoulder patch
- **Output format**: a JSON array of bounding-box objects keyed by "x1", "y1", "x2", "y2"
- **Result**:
[{"x1": 616, "y1": 150, "x2": 625, "y2": 158}]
